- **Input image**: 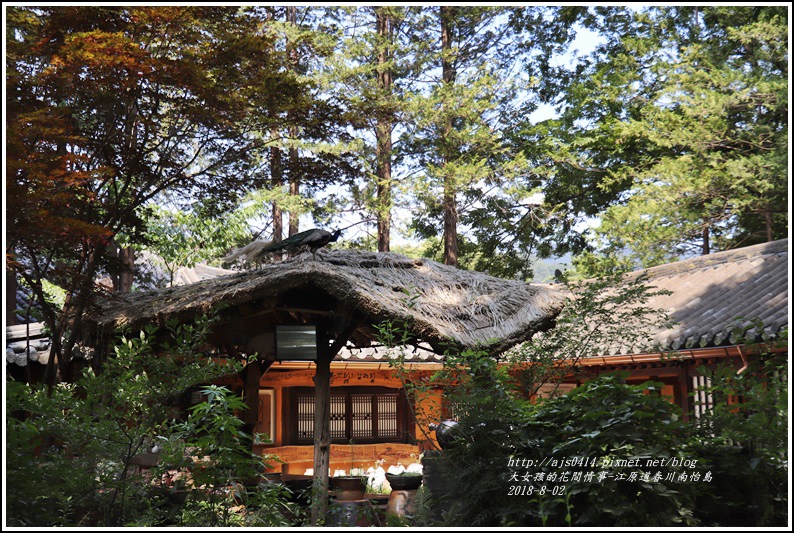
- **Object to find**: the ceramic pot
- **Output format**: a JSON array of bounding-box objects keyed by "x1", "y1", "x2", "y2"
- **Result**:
[
  {"x1": 331, "y1": 476, "x2": 367, "y2": 501},
  {"x1": 386, "y1": 489, "x2": 418, "y2": 519},
  {"x1": 385, "y1": 473, "x2": 423, "y2": 491},
  {"x1": 429, "y1": 419, "x2": 461, "y2": 449}
]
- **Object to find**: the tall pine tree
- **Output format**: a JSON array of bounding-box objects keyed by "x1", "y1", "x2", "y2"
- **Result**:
[{"x1": 520, "y1": 6, "x2": 788, "y2": 268}]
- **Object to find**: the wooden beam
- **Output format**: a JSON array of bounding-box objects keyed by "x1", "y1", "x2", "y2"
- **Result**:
[
  {"x1": 329, "y1": 321, "x2": 360, "y2": 356},
  {"x1": 678, "y1": 362, "x2": 690, "y2": 424},
  {"x1": 215, "y1": 306, "x2": 338, "y2": 325}
]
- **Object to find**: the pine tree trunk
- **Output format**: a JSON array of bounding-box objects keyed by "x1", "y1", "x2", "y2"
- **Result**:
[
  {"x1": 376, "y1": 8, "x2": 394, "y2": 253},
  {"x1": 441, "y1": 6, "x2": 458, "y2": 266},
  {"x1": 287, "y1": 6, "x2": 300, "y2": 240},
  {"x1": 765, "y1": 209, "x2": 773, "y2": 241},
  {"x1": 271, "y1": 140, "x2": 284, "y2": 260}
]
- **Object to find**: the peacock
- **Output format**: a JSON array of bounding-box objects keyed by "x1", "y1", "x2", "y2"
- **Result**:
[
  {"x1": 222, "y1": 239, "x2": 274, "y2": 266},
  {"x1": 256, "y1": 228, "x2": 342, "y2": 262}
]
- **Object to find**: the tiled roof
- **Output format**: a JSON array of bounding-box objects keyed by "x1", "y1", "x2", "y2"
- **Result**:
[
  {"x1": 12, "y1": 280, "x2": 43, "y2": 324},
  {"x1": 6, "y1": 322, "x2": 96, "y2": 367},
  {"x1": 604, "y1": 239, "x2": 788, "y2": 355},
  {"x1": 6, "y1": 322, "x2": 51, "y2": 366},
  {"x1": 335, "y1": 344, "x2": 444, "y2": 363}
]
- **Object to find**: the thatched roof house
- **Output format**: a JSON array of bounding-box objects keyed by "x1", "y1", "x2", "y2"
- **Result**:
[{"x1": 86, "y1": 249, "x2": 567, "y2": 357}]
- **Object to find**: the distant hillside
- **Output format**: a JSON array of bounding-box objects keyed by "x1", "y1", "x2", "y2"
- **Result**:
[{"x1": 530, "y1": 256, "x2": 570, "y2": 283}]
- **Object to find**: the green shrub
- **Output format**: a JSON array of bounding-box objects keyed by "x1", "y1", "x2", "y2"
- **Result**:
[
  {"x1": 425, "y1": 349, "x2": 532, "y2": 527},
  {"x1": 6, "y1": 314, "x2": 300, "y2": 527},
  {"x1": 687, "y1": 351, "x2": 788, "y2": 527},
  {"x1": 431, "y1": 368, "x2": 697, "y2": 527},
  {"x1": 519, "y1": 374, "x2": 697, "y2": 527}
]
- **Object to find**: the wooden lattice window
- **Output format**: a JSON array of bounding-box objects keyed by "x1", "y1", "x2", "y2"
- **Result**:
[
  {"x1": 287, "y1": 387, "x2": 409, "y2": 444},
  {"x1": 691, "y1": 374, "x2": 715, "y2": 420}
]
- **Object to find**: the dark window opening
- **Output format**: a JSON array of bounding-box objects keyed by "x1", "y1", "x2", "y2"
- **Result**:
[{"x1": 287, "y1": 387, "x2": 411, "y2": 444}]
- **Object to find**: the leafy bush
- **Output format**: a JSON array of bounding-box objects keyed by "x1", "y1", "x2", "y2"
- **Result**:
[
  {"x1": 388, "y1": 272, "x2": 683, "y2": 527},
  {"x1": 381, "y1": 274, "x2": 787, "y2": 528},
  {"x1": 428, "y1": 364, "x2": 697, "y2": 527},
  {"x1": 6, "y1": 314, "x2": 300, "y2": 527},
  {"x1": 687, "y1": 348, "x2": 788, "y2": 527},
  {"x1": 411, "y1": 332, "x2": 787, "y2": 527},
  {"x1": 157, "y1": 385, "x2": 303, "y2": 527},
  {"x1": 518, "y1": 374, "x2": 697, "y2": 527},
  {"x1": 421, "y1": 349, "x2": 531, "y2": 527}
]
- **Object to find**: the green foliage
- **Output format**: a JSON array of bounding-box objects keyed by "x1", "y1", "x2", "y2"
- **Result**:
[
  {"x1": 504, "y1": 271, "x2": 673, "y2": 396},
  {"x1": 524, "y1": 6, "x2": 788, "y2": 264},
  {"x1": 569, "y1": 249, "x2": 637, "y2": 280},
  {"x1": 321, "y1": 7, "x2": 414, "y2": 247},
  {"x1": 5, "y1": 314, "x2": 298, "y2": 527},
  {"x1": 520, "y1": 375, "x2": 697, "y2": 527},
  {"x1": 403, "y1": 9, "x2": 532, "y2": 268},
  {"x1": 687, "y1": 329, "x2": 788, "y2": 527},
  {"x1": 6, "y1": 5, "x2": 311, "y2": 386},
  {"x1": 8, "y1": 4, "x2": 787, "y2": 304},
  {"x1": 382, "y1": 274, "x2": 786, "y2": 527},
  {"x1": 154, "y1": 385, "x2": 300, "y2": 527},
  {"x1": 410, "y1": 484, "x2": 437, "y2": 527},
  {"x1": 383, "y1": 274, "x2": 688, "y2": 527},
  {"x1": 420, "y1": 362, "x2": 698, "y2": 527},
  {"x1": 317, "y1": 6, "x2": 590, "y2": 270},
  {"x1": 136, "y1": 201, "x2": 254, "y2": 285},
  {"x1": 6, "y1": 380, "x2": 93, "y2": 527},
  {"x1": 14, "y1": 278, "x2": 67, "y2": 323},
  {"x1": 425, "y1": 349, "x2": 531, "y2": 527}
]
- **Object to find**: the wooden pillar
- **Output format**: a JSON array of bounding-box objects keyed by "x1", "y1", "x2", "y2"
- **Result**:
[
  {"x1": 311, "y1": 344, "x2": 333, "y2": 525},
  {"x1": 310, "y1": 321, "x2": 357, "y2": 525},
  {"x1": 241, "y1": 358, "x2": 270, "y2": 439},
  {"x1": 678, "y1": 362, "x2": 690, "y2": 423}
]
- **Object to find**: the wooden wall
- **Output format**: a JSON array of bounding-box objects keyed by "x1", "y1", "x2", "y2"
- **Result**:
[
  {"x1": 248, "y1": 352, "x2": 754, "y2": 469},
  {"x1": 253, "y1": 364, "x2": 441, "y2": 472}
]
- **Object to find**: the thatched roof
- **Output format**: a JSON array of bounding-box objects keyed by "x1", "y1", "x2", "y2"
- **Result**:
[{"x1": 87, "y1": 249, "x2": 567, "y2": 355}]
